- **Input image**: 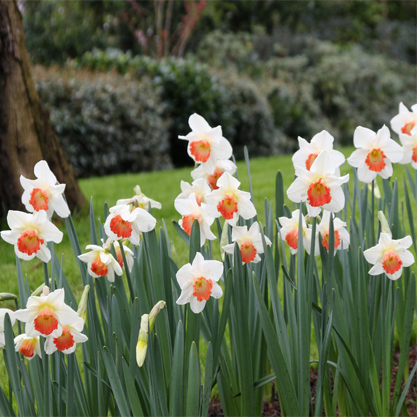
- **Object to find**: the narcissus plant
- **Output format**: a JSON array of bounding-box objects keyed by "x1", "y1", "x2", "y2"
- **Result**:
[
  {"x1": 176, "y1": 252, "x2": 223, "y2": 314},
  {"x1": 0, "y1": 210, "x2": 63, "y2": 262},
  {"x1": 179, "y1": 113, "x2": 232, "y2": 174},
  {"x1": 222, "y1": 222, "x2": 272, "y2": 264},
  {"x1": 317, "y1": 210, "x2": 350, "y2": 253},
  {"x1": 20, "y1": 160, "x2": 70, "y2": 219},
  {"x1": 347, "y1": 125, "x2": 403, "y2": 183}
]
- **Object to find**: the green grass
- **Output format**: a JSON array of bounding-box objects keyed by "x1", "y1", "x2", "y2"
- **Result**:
[{"x1": 1, "y1": 148, "x2": 416, "y2": 397}]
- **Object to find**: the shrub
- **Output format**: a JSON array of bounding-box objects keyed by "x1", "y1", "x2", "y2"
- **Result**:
[
  {"x1": 34, "y1": 68, "x2": 172, "y2": 178},
  {"x1": 72, "y1": 50, "x2": 284, "y2": 166}
]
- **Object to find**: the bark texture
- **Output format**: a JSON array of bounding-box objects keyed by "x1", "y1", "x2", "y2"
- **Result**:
[{"x1": 0, "y1": 0, "x2": 86, "y2": 218}]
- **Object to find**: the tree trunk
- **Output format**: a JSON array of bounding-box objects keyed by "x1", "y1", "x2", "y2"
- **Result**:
[{"x1": 0, "y1": 0, "x2": 86, "y2": 218}]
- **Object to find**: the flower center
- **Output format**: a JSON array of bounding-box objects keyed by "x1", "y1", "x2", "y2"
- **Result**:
[
  {"x1": 365, "y1": 148, "x2": 387, "y2": 172},
  {"x1": 19, "y1": 338, "x2": 37, "y2": 358},
  {"x1": 285, "y1": 228, "x2": 299, "y2": 250},
  {"x1": 382, "y1": 249, "x2": 403, "y2": 275},
  {"x1": 91, "y1": 254, "x2": 109, "y2": 277},
  {"x1": 29, "y1": 188, "x2": 50, "y2": 211},
  {"x1": 207, "y1": 168, "x2": 224, "y2": 190},
  {"x1": 322, "y1": 230, "x2": 341, "y2": 251},
  {"x1": 53, "y1": 326, "x2": 75, "y2": 351},
  {"x1": 217, "y1": 193, "x2": 238, "y2": 220},
  {"x1": 181, "y1": 214, "x2": 200, "y2": 235},
  {"x1": 240, "y1": 240, "x2": 257, "y2": 263},
  {"x1": 190, "y1": 140, "x2": 211, "y2": 162},
  {"x1": 412, "y1": 145, "x2": 417, "y2": 163},
  {"x1": 402, "y1": 121, "x2": 416, "y2": 135},
  {"x1": 34, "y1": 305, "x2": 58, "y2": 335},
  {"x1": 110, "y1": 215, "x2": 132, "y2": 238},
  {"x1": 17, "y1": 228, "x2": 44, "y2": 256},
  {"x1": 305, "y1": 153, "x2": 318, "y2": 171},
  {"x1": 193, "y1": 277, "x2": 213, "y2": 302},
  {"x1": 307, "y1": 179, "x2": 331, "y2": 207}
]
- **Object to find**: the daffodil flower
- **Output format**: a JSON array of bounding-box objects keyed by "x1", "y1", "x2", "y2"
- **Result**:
[
  {"x1": 222, "y1": 222, "x2": 271, "y2": 264},
  {"x1": 278, "y1": 209, "x2": 318, "y2": 256},
  {"x1": 117, "y1": 185, "x2": 162, "y2": 211},
  {"x1": 176, "y1": 252, "x2": 223, "y2": 314},
  {"x1": 179, "y1": 113, "x2": 233, "y2": 174},
  {"x1": 1, "y1": 210, "x2": 63, "y2": 262},
  {"x1": 363, "y1": 233, "x2": 414, "y2": 280},
  {"x1": 14, "y1": 334, "x2": 41, "y2": 360},
  {"x1": 44, "y1": 320, "x2": 88, "y2": 355},
  {"x1": 78, "y1": 240, "x2": 123, "y2": 282},
  {"x1": 176, "y1": 178, "x2": 211, "y2": 206},
  {"x1": 20, "y1": 160, "x2": 70, "y2": 218},
  {"x1": 174, "y1": 194, "x2": 217, "y2": 246},
  {"x1": 0, "y1": 309, "x2": 16, "y2": 348},
  {"x1": 399, "y1": 125, "x2": 417, "y2": 169},
  {"x1": 14, "y1": 287, "x2": 81, "y2": 338},
  {"x1": 112, "y1": 240, "x2": 134, "y2": 272},
  {"x1": 347, "y1": 125, "x2": 403, "y2": 183},
  {"x1": 287, "y1": 151, "x2": 349, "y2": 217},
  {"x1": 205, "y1": 172, "x2": 257, "y2": 226},
  {"x1": 104, "y1": 204, "x2": 156, "y2": 245},
  {"x1": 390, "y1": 102, "x2": 417, "y2": 136},
  {"x1": 317, "y1": 211, "x2": 350, "y2": 253},
  {"x1": 292, "y1": 130, "x2": 345, "y2": 174},
  {"x1": 191, "y1": 159, "x2": 237, "y2": 190}
]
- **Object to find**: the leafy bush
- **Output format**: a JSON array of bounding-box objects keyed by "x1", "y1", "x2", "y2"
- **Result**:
[
  {"x1": 34, "y1": 68, "x2": 172, "y2": 177},
  {"x1": 72, "y1": 50, "x2": 284, "y2": 165}
]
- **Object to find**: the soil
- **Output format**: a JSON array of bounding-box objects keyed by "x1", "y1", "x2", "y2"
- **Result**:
[{"x1": 208, "y1": 343, "x2": 417, "y2": 416}]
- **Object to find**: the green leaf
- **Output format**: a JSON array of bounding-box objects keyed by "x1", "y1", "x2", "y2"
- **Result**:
[{"x1": 186, "y1": 342, "x2": 201, "y2": 417}]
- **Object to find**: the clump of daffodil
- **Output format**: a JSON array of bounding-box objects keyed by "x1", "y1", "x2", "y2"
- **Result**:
[{"x1": 136, "y1": 301, "x2": 166, "y2": 367}]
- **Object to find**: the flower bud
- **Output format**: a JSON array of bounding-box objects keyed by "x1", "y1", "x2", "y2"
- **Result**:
[
  {"x1": 136, "y1": 314, "x2": 149, "y2": 367},
  {"x1": 0, "y1": 293, "x2": 17, "y2": 302},
  {"x1": 149, "y1": 300, "x2": 166, "y2": 332},
  {"x1": 77, "y1": 285, "x2": 90, "y2": 320},
  {"x1": 378, "y1": 211, "x2": 392, "y2": 236}
]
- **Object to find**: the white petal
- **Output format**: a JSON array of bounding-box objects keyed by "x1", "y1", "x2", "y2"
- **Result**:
[
  {"x1": 190, "y1": 297, "x2": 206, "y2": 314},
  {"x1": 369, "y1": 263, "x2": 384, "y2": 275},
  {"x1": 237, "y1": 199, "x2": 257, "y2": 220},
  {"x1": 176, "y1": 263, "x2": 194, "y2": 288},
  {"x1": 34, "y1": 160, "x2": 57, "y2": 184},
  {"x1": 354, "y1": 126, "x2": 375, "y2": 149},
  {"x1": 357, "y1": 166, "x2": 377, "y2": 183},
  {"x1": 347, "y1": 149, "x2": 368, "y2": 168},
  {"x1": 287, "y1": 177, "x2": 308, "y2": 203},
  {"x1": 200, "y1": 260, "x2": 223, "y2": 282},
  {"x1": 40, "y1": 220, "x2": 63, "y2": 243},
  {"x1": 400, "y1": 250, "x2": 415, "y2": 267},
  {"x1": 211, "y1": 283, "x2": 223, "y2": 299},
  {"x1": 189, "y1": 113, "x2": 212, "y2": 133},
  {"x1": 379, "y1": 161, "x2": 393, "y2": 179},
  {"x1": 6, "y1": 211, "x2": 32, "y2": 230},
  {"x1": 36, "y1": 244, "x2": 51, "y2": 263},
  {"x1": 50, "y1": 194, "x2": 70, "y2": 218},
  {"x1": 363, "y1": 245, "x2": 382, "y2": 264},
  {"x1": 176, "y1": 284, "x2": 193, "y2": 305}
]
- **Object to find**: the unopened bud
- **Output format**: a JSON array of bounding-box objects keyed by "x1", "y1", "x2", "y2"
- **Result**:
[
  {"x1": 136, "y1": 314, "x2": 149, "y2": 367},
  {"x1": 378, "y1": 211, "x2": 392, "y2": 236},
  {"x1": 41, "y1": 286, "x2": 50, "y2": 297},
  {"x1": 149, "y1": 300, "x2": 166, "y2": 331},
  {"x1": 77, "y1": 285, "x2": 90, "y2": 320},
  {"x1": 134, "y1": 185, "x2": 142, "y2": 196},
  {"x1": 0, "y1": 293, "x2": 17, "y2": 302},
  {"x1": 368, "y1": 182, "x2": 381, "y2": 199}
]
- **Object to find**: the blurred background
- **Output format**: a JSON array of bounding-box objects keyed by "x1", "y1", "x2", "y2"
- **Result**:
[{"x1": 21, "y1": 0, "x2": 417, "y2": 178}]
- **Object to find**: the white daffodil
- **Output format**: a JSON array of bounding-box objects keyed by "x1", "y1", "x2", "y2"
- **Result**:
[
  {"x1": 113, "y1": 240, "x2": 134, "y2": 272},
  {"x1": 44, "y1": 319, "x2": 88, "y2": 355},
  {"x1": 347, "y1": 125, "x2": 403, "y2": 183},
  {"x1": 14, "y1": 334, "x2": 41, "y2": 360},
  {"x1": 292, "y1": 131, "x2": 345, "y2": 175},
  {"x1": 78, "y1": 240, "x2": 123, "y2": 282},
  {"x1": 14, "y1": 287, "x2": 81, "y2": 338},
  {"x1": 391, "y1": 102, "x2": 417, "y2": 136},
  {"x1": 399, "y1": 125, "x2": 417, "y2": 169},
  {"x1": 222, "y1": 222, "x2": 272, "y2": 264},
  {"x1": 179, "y1": 113, "x2": 233, "y2": 174},
  {"x1": 176, "y1": 178, "x2": 211, "y2": 206},
  {"x1": 104, "y1": 204, "x2": 156, "y2": 246},
  {"x1": 363, "y1": 233, "x2": 414, "y2": 280},
  {"x1": 174, "y1": 194, "x2": 217, "y2": 246},
  {"x1": 317, "y1": 211, "x2": 350, "y2": 253},
  {"x1": 205, "y1": 172, "x2": 257, "y2": 226},
  {"x1": 278, "y1": 210, "x2": 319, "y2": 256},
  {"x1": 0, "y1": 309, "x2": 16, "y2": 348},
  {"x1": 191, "y1": 159, "x2": 237, "y2": 190},
  {"x1": 117, "y1": 185, "x2": 162, "y2": 211},
  {"x1": 176, "y1": 252, "x2": 223, "y2": 314},
  {"x1": 287, "y1": 151, "x2": 350, "y2": 217},
  {"x1": 1, "y1": 210, "x2": 63, "y2": 262},
  {"x1": 20, "y1": 160, "x2": 70, "y2": 219}
]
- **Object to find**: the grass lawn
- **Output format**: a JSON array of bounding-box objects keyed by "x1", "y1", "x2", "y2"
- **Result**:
[{"x1": 1, "y1": 148, "x2": 416, "y2": 392}]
